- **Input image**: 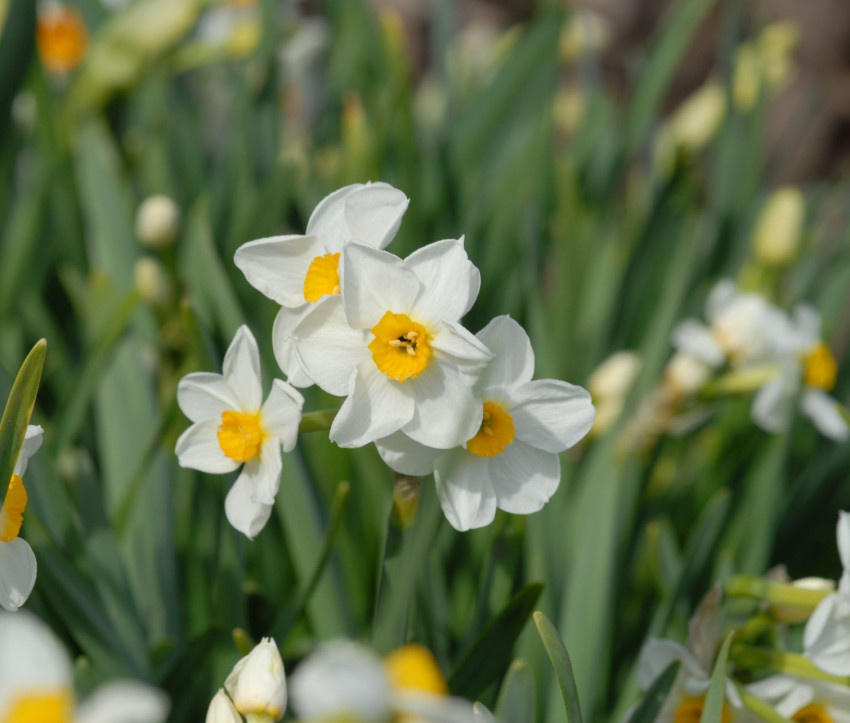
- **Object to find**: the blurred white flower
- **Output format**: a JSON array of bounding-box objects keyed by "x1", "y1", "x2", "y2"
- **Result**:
[
  {"x1": 293, "y1": 239, "x2": 493, "y2": 450},
  {"x1": 205, "y1": 690, "x2": 243, "y2": 723},
  {"x1": 0, "y1": 425, "x2": 42, "y2": 612},
  {"x1": 234, "y1": 182, "x2": 409, "y2": 386},
  {"x1": 376, "y1": 316, "x2": 594, "y2": 531},
  {"x1": 664, "y1": 352, "x2": 713, "y2": 397},
  {"x1": 134, "y1": 257, "x2": 174, "y2": 309},
  {"x1": 0, "y1": 610, "x2": 168, "y2": 722},
  {"x1": 752, "y1": 187, "x2": 805, "y2": 266},
  {"x1": 225, "y1": 638, "x2": 287, "y2": 721},
  {"x1": 175, "y1": 326, "x2": 304, "y2": 538},
  {"x1": 804, "y1": 511, "x2": 850, "y2": 676},
  {"x1": 135, "y1": 195, "x2": 181, "y2": 249},
  {"x1": 559, "y1": 9, "x2": 611, "y2": 63},
  {"x1": 748, "y1": 673, "x2": 850, "y2": 722}
]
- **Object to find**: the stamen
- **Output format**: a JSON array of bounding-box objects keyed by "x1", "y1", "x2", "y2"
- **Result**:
[{"x1": 370, "y1": 312, "x2": 433, "y2": 382}]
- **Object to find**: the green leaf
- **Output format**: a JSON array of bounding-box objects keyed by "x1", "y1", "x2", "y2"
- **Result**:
[
  {"x1": 628, "y1": 661, "x2": 680, "y2": 723},
  {"x1": 494, "y1": 659, "x2": 535, "y2": 723},
  {"x1": 533, "y1": 611, "x2": 583, "y2": 723},
  {"x1": 700, "y1": 632, "x2": 735, "y2": 723},
  {"x1": 449, "y1": 582, "x2": 543, "y2": 700}
]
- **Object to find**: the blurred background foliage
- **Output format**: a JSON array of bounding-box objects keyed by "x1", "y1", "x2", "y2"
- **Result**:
[{"x1": 1, "y1": 0, "x2": 849, "y2": 719}]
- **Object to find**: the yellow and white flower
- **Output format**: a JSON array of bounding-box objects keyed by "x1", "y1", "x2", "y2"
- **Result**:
[
  {"x1": 175, "y1": 326, "x2": 304, "y2": 539},
  {"x1": 748, "y1": 673, "x2": 850, "y2": 722},
  {"x1": 803, "y1": 511, "x2": 850, "y2": 676},
  {"x1": 0, "y1": 609, "x2": 168, "y2": 722},
  {"x1": 289, "y1": 640, "x2": 475, "y2": 722},
  {"x1": 375, "y1": 316, "x2": 595, "y2": 531},
  {"x1": 234, "y1": 182, "x2": 409, "y2": 386},
  {"x1": 0, "y1": 425, "x2": 43, "y2": 612},
  {"x1": 293, "y1": 239, "x2": 493, "y2": 449},
  {"x1": 225, "y1": 638, "x2": 287, "y2": 721}
]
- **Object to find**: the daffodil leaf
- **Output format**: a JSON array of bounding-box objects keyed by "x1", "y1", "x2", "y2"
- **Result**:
[
  {"x1": 700, "y1": 631, "x2": 735, "y2": 723},
  {"x1": 494, "y1": 659, "x2": 535, "y2": 722},
  {"x1": 449, "y1": 581, "x2": 543, "y2": 700},
  {"x1": 628, "y1": 660, "x2": 680, "y2": 723},
  {"x1": 533, "y1": 611, "x2": 583, "y2": 723},
  {"x1": 0, "y1": 0, "x2": 35, "y2": 137}
]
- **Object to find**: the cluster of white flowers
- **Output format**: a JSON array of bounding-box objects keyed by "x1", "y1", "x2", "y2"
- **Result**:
[{"x1": 177, "y1": 182, "x2": 596, "y2": 536}]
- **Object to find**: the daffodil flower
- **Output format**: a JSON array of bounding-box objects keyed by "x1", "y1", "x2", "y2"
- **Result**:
[
  {"x1": 804, "y1": 511, "x2": 850, "y2": 676},
  {"x1": 175, "y1": 326, "x2": 304, "y2": 539},
  {"x1": 747, "y1": 673, "x2": 850, "y2": 722},
  {"x1": 292, "y1": 239, "x2": 493, "y2": 449},
  {"x1": 751, "y1": 305, "x2": 848, "y2": 441},
  {"x1": 289, "y1": 640, "x2": 476, "y2": 722},
  {"x1": 0, "y1": 425, "x2": 43, "y2": 612},
  {"x1": 0, "y1": 610, "x2": 168, "y2": 722},
  {"x1": 375, "y1": 316, "x2": 594, "y2": 531},
  {"x1": 234, "y1": 182, "x2": 409, "y2": 386}
]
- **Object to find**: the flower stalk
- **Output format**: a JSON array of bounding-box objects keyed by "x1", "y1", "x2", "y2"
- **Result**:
[
  {"x1": 297, "y1": 409, "x2": 338, "y2": 434},
  {"x1": 731, "y1": 644, "x2": 850, "y2": 687},
  {"x1": 723, "y1": 575, "x2": 830, "y2": 609}
]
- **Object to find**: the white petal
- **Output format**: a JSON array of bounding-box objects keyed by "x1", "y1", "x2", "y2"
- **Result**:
[
  {"x1": 475, "y1": 316, "x2": 534, "y2": 391},
  {"x1": 244, "y1": 438, "x2": 283, "y2": 506},
  {"x1": 76, "y1": 681, "x2": 169, "y2": 723},
  {"x1": 402, "y1": 364, "x2": 483, "y2": 450},
  {"x1": 509, "y1": 380, "x2": 595, "y2": 453},
  {"x1": 306, "y1": 184, "x2": 363, "y2": 248},
  {"x1": 406, "y1": 238, "x2": 481, "y2": 323},
  {"x1": 374, "y1": 431, "x2": 443, "y2": 476},
  {"x1": 175, "y1": 420, "x2": 240, "y2": 474},
  {"x1": 434, "y1": 449, "x2": 497, "y2": 531},
  {"x1": 0, "y1": 609, "x2": 72, "y2": 699},
  {"x1": 0, "y1": 539, "x2": 37, "y2": 612},
  {"x1": 271, "y1": 306, "x2": 316, "y2": 388},
  {"x1": 801, "y1": 389, "x2": 850, "y2": 442},
  {"x1": 393, "y1": 691, "x2": 478, "y2": 723},
  {"x1": 488, "y1": 441, "x2": 560, "y2": 515},
  {"x1": 705, "y1": 279, "x2": 737, "y2": 321},
  {"x1": 342, "y1": 182, "x2": 409, "y2": 252},
  {"x1": 792, "y1": 303, "x2": 822, "y2": 347},
  {"x1": 671, "y1": 319, "x2": 724, "y2": 366},
  {"x1": 223, "y1": 326, "x2": 263, "y2": 411},
  {"x1": 804, "y1": 594, "x2": 850, "y2": 676},
  {"x1": 838, "y1": 511, "x2": 850, "y2": 574},
  {"x1": 751, "y1": 369, "x2": 796, "y2": 434},
  {"x1": 292, "y1": 295, "x2": 369, "y2": 396},
  {"x1": 233, "y1": 234, "x2": 325, "y2": 307},
  {"x1": 340, "y1": 244, "x2": 421, "y2": 330},
  {"x1": 746, "y1": 674, "x2": 800, "y2": 706},
  {"x1": 205, "y1": 690, "x2": 242, "y2": 723},
  {"x1": 12, "y1": 426, "x2": 43, "y2": 478},
  {"x1": 430, "y1": 320, "x2": 494, "y2": 381},
  {"x1": 261, "y1": 380, "x2": 304, "y2": 452},
  {"x1": 329, "y1": 363, "x2": 415, "y2": 448},
  {"x1": 225, "y1": 472, "x2": 275, "y2": 540},
  {"x1": 177, "y1": 373, "x2": 240, "y2": 424},
  {"x1": 635, "y1": 639, "x2": 704, "y2": 690}
]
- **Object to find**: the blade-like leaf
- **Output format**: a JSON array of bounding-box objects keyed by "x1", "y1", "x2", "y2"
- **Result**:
[
  {"x1": 628, "y1": 660, "x2": 680, "y2": 723},
  {"x1": 700, "y1": 632, "x2": 735, "y2": 723},
  {"x1": 494, "y1": 659, "x2": 535, "y2": 723},
  {"x1": 533, "y1": 611, "x2": 583, "y2": 723}
]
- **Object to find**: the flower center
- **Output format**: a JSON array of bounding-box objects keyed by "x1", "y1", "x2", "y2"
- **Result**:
[
  {"x1": 384, "y1": 644, "x2": 448, "y2": 697},
  {"x1": 466, "y1": 402, "x2": 515, "y2": 458},
  {"x1": 36, "y1": 6, "x2": 88, "y2": 75},
  {"x1": 369, "y1": 312, "x2": 432, "y2": 382},
  {"x1": 673, "y1": 695, "x2": 731, "y2": 723},
  {"x1": 804, "y1": 342, "x2": 837, "y2": 391},
  {"x1": 2, "y1": 690, "x2": 74, "y2": 723},
  {"x1": 0, "y1": 475, "x2": 28, "y2": 543},
  {"x1": 217, "y1": 410, "x2": 265, "y2": 463},
  {"x1": 792, "y1": 704, "x2": 834, "y2": 723},
  {"x1": 303, "y1": 252, "x2": 341, "y2": 303}
]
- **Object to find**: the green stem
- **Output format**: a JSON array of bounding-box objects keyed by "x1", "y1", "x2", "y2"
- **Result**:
[
  {"x1": 700, "y1": 364, "x2": 779, "y2": 398},
  {"x1": 731, "y1": 645, "x2": 850, "y2": 687},
  {"x1": 298, "y1": 408, "x2": 338, "y2": 434},
  {"x1": 736, "y1": 685, "x2": 794, "y2": 723},
  {"x1": 724, "y1": 575, "x2": 831, "y2": 609}
]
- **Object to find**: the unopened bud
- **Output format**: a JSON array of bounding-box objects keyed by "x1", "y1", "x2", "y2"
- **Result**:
[
  {"x1": 664, "y1": 352, "x2": 712, "y2": 397},
  {"x1": 206, "y1": 690, "x2": 243, "y2": 723},
  {"x1": 135, "y1": 195, "x2": 180, "y2": 248},
  {"x1": 225, "y1": 638, "x2": 287, "y2": 722},
  {"x1": 134, "y1": 257, "x2": 173, "y2": 308},
  {"x1": 559, "y1": 9, "x2": 611, "y2": 63},
  {"x1": 770, "y1": 577, "x2": 835, "y2": 624},
  {"x1": 752, "y1": 187, "x2": 804, "y2": 266},
  {"x1": 668, "y1": 81, "x2": 726, "y2": 152},
  {"x1": 588, "y1": 351, "x2": 641, "y2": 401}
]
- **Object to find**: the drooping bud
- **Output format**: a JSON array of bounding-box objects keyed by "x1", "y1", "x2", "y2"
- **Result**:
[
  {"x1": 752, "y1": 187, "x2": 805, "y2": 266},
  {"x1": 135, "y1": 195, "x2": 181, "y2": 249},
  {"x1": 225, "y1": 638, "x2": 287, "y2": 722}
]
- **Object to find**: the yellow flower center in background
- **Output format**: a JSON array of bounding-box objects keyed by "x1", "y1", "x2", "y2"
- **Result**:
[
  {"x1": 217, "y1": 410, "x2": 265, "y2": 462},
  {"x1": 369, "y1": 312, "x2": 432, "y2": 382},
  {"x1": 3, "y1": 690, "x2": 73, "y2": 723},
  {"x1": 792, "y1": 703, "x2": 834, "y2": 723},
  {"x1": 384, "y1": 644, "x2": 448, "y2": 697},
  {"x1": 467, "y1": 402, "x2": 515, "y2": 458},
  {"x1": 673, "y1": 695, "x2": 731, "y2": 723},
  {"x1": 36, "y1": 5, "x2": 88, "y2": 75},
  {"x1": 303, "y1": 253, "x2": 341, "y2": 303},
  {"x1": 804, "y1": 342, "x2": 837, "y2": 391},
  {"x1": 0, "y1": 475, "x2": 27, "y2": 543}
]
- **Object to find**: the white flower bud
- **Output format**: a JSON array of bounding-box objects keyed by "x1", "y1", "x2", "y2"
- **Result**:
[
  {"x1": 588, "y1": 351, "x2": 641, "y2": 401},
  {"x1": 664, "y1": 352, "x2": 712, "y2": 397},
  {"x1": 559, "y1": 9, "x2": 611, "y2": 63},
  {"x1": 135, "y1": 195, "x2": 180, "y2": 248},
  {"x1": 206, "y1": 690, "x2": 243, "y2": 723},
  {"x1": 771, "y1": 577, "x2": 836, "y2": 624},
  {"x1": 134, "y1": 257, "x2": 173, "y2": 308},
  {"x1": 752, "y1": 187, "x2": 804, "y2": 266},
  {"x1": 225, "y1": 638, "x2": 287, "y2": 721},
  {"x1": 668, "y1": 81, "x2": 726, "y2": 152}
]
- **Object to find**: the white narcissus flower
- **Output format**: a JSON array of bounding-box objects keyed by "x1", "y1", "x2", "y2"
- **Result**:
[
  {"x1": 0, "y1": 425, "x2": 43, "y2": 612},
  {"x1": 0, "y1": 610, "x2": 168, "y2": 722},
  {"x1": 234, "y1": 182, "x2": 409, "y2": 386},
  {"x1": 175, "y1": 326, "x2": 304, "y2": 539},
  {"x1": 376, "y1": 316, "x2": 595, "y2": 531},
  {"x1": 751, "y1": 304, "x2": 849, "y2": 441},
  {"x1": 225, "y1": 638, "x2": 287, "y2": 721},
  {"x1": 293, "y1": 239, "x2": 493, "y2": 450},
  {"x1": 748, "y1": 674, "x2": 850, "y2": 722},
  {"x1": 804, "y1": 511, "x2": 850, "y2": 676},
  {"x1": 205, "y1": 690, "x2": 243, "y2": 723}
]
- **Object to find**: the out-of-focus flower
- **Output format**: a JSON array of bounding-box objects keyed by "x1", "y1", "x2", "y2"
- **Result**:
[
  {"x1": 553, "y1": 84, "x2": 586, "y2": 136},
  {"x1": 175, "y1": 326, "x2": 304, "y2": 538},
  {"x1": 0, "y1": 610, "x2": 168, "y2": 722},
  {"x1": 804, "y1": 511, "x2": 850, "y2": 676},
  {"x1": 195, "y1": 0, "x2": 261, "y2": 59},
  {"x1": 134, "y1": 257, "x2": 173, "y2": 309},
  {"x1": 559, "y1": 9, "x2": 611, "y2": 63},
  {"x1": 0, "y1": 426, "x2": 42, "y2": 612},
  {"x1": 235, "y1": 182, "x2": 409, "y2": 387},
  {"x1": 293, "y1": 239, "x2": 493, "y2": 450},
  {"x1": 752, "y1": 187, "x2": 805, "y2": 266},
  {"x1": 376, "y1": 316, "x2": 594, "y2": 531},
  {"x1": 135, "y1": 195, "x2": 181, "y2": 249},
  {"x1": 770, "y1": 577, "x2": 836, "y2": 625},
  {"x1": 290, "y1": 640, "x2": 475, "y2": 722},
  {"x1": 749, "y1": 674, "x2": 850, "y2": 722},
  {"x1": 586, "y1": 350, "x2": 640, "y2": 436},
  {"x1": 36, "y1": 3, "x2": 88, "y2": 75},
  {"x1": 225, "y1": 638, "x2": 287, "y2": 721},
  {"x1": 206, "y1": 690, "x2": 243, "y2": 723},
  {"x1": 656, "y1": 81, "x2": 726, "y2": 172},
  {"x1": 664, "y1": 352, "x2": 713, "y2": 398},
  {"x1": 734, "y1": 21, "x2": 799, "y2": 112}
]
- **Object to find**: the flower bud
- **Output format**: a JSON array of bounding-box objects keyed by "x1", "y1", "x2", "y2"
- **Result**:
[
  {"x1": 770, "y1": 577, "x2": 836, "y2": 624},
  {"x1": 225, "y1": 638, "x2": 287, "y2": 721},
  {"x1": 135, "y1": 195, "x2": 181, "y2": 248},
  {"x1": 667, "y1": 81, "x2": 726, "y2": 153},
  {"x1": 559, "y1": 9, "x2": 611, "y2": 63},
  {"x1": 664, "y1": 352, "x2": 712, "y2": 397},
  {"x1": 752, "y1": 187, "x2": 804, "y2": 266},
  {"x1": 206, "y1": 690, "x2": 243, "y2": 723},
  {"x1": 134, "y1": 257, "x2": 173, "y2": 309},
  {"x1": 588, "y1": 351, "x2": 641, "y2": 401}
]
